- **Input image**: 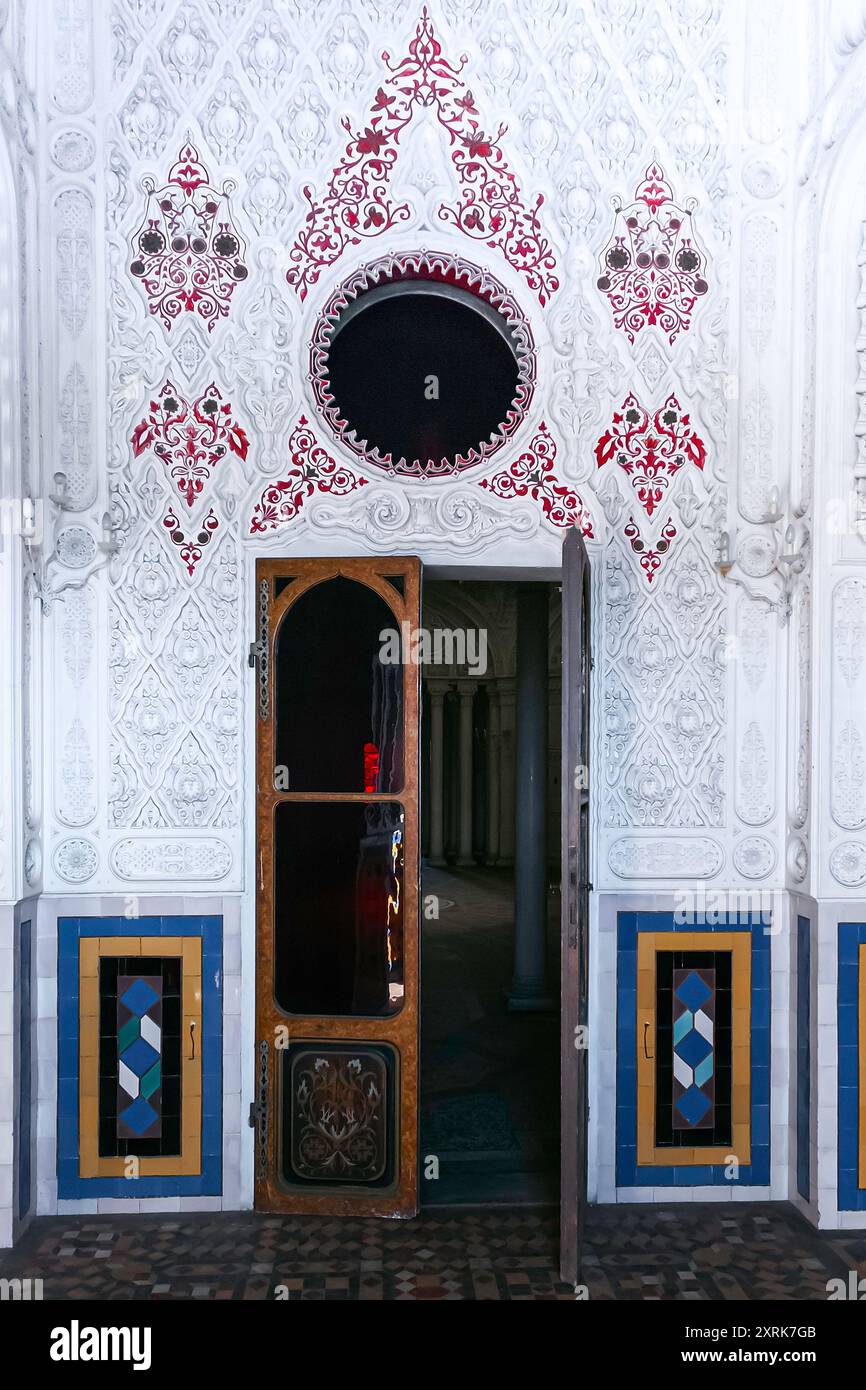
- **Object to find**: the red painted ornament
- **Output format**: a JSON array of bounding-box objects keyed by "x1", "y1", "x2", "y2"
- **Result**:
[
  {"x1": 479, "y1": 422, "x2": 593, "y2": 534},
  {"x1": 595, "y1": 392, "x2": 706, "y2": 521},
  {"x1": 249, "y1": 417, "x2": 367, "y2": 533},
  {"x1": 130, "y1": 140, "x2": 248, "y2": 333},
  {"x1": 596, "y1": 161, "x2": 708, "y2": 344},
  {"x1": 623, "y1": 515, "x2": 678, "y2": 583},
  {"x1": 287, "y1": 7, "x2": 558, "y2": 306},
  {"x1": 162, "y1": 505, "x2": 219, "y2": 578},
  {"x1": 132, "y1": 380, "x2": 250, "y2": 508}
]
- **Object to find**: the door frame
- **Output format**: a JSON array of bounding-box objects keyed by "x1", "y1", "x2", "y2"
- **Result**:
[
  {"x1": 253, "y1": 555, "x2": 421, "y2": 1217},
  {"x1": 560, "y1": 528, "x2": 591, "y2": 1284},
  {"x1": 246, "y1": 550, "x2": 593, "y2": 1237}
]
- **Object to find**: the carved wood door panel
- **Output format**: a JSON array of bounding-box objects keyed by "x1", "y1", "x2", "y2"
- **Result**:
[
  {"x1": 560, "y1": 527, "x2": 591, "y2": 1282},
  {"x1": 254, "y1": 556, "x2": 421, "y2": 1216}
]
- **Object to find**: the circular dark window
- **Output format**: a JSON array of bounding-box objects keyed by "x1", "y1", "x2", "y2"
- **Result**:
[{"x1": 310, "y1": 253, "x2": 536, "y2": 479}]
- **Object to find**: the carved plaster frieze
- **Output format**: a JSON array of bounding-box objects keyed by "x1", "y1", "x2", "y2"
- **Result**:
[
  {"x1": 608, "y1": 836, "x2": 724, "y2": 879},
  {"x1": 110, "y1": 836, "x2": 233, "y2": 880}
]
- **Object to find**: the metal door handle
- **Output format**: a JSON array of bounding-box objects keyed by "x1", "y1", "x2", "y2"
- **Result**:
[{"x1": 643, "y1": 1022, "x2": 653, "y2": 1060}]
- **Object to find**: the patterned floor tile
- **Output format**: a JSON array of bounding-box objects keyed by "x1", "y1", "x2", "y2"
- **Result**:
[{"x1": 2, "y1": 1203, "x2": 865, "y2": 1300}]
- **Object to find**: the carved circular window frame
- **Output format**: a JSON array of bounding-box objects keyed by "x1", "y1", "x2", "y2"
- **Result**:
[{"x1": 309, "y1": 250, "x2": 537, "y2": 480}]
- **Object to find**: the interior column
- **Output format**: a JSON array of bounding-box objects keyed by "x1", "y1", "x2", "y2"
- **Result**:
[
  {"x1": 486, "y1": 683, "x2": 500, "y2": 864},
  {"x1": 427, "y1": 680, "x2": 447, "y2": 866},
  {"x1": 509, "y1": 586, "x2": 552, "y2": 1012},
  {"x1": 457, "y1": 680, "x2": 476, "y2": 865},
  {"x1": 496, "y1": 677, "x2": 515, "y2": 865}
]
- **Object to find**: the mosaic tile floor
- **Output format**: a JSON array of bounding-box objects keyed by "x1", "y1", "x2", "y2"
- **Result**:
[{"x1": 3, "y1": 1203, "x2": 866, "y2": 1300}]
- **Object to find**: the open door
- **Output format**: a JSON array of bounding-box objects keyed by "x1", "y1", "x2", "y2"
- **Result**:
[
  {"x1": 560, "y1": 527, "x2": 591, "y2": 1282},
  {"x1": 253, "y1": 556, "x2": 421, "y2": 1217}
]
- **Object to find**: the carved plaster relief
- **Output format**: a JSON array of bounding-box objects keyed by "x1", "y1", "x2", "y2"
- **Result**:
[
  {"x1": 602, "y1": 533, "x2": 726, "y2": 832},
  {"x1": 80, "y1": 0, "x2": 740, "y2": 898},
  {"x1": 831, "y1": 578, "x2": 866, "y2": 833},
  {"x1": 608, "y1": 836, "x2": 724, "y2": 879},
  {"x1": 110, "y1": 836, "x2": 232, "y2": 880}
]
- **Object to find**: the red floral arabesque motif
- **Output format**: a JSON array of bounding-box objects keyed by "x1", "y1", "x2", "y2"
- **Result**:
[
  {"x1": 596, "y1": 161, "x2": 708, "y2": 344},
  {"x1": 310, "y1": 250, "x2": 536, "y2": 479},
  {"x1": 162, "y1": 505, "x2": 219, "y2": 578},
  {"x1": 249, "y1": 417, "x2": 367, "y2": 533},
  {"x1": 624, "y1": 515, "x2": 678, "y2": 584},
  {"x1": 130, "y1": 140, "x2": 248, "y2": 333},
  {"x1": 595, "y1": 392, "x2": 706, "y2": 583},
  {"x1": 287, "y1": 7, "x2": 558, "y2": 306},
  {"x1": 478, "y1": 422, "x2": 593, "y2": 534},
  {"x1": 594, "y1": 392, "x2": 706, "y2": 521},
  {"x1": 132, "y1": 380, "x2": 250, "y2": 508}
]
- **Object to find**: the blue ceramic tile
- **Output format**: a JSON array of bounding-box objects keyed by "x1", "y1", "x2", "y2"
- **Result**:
[
  {"x1": 839, "y1": 1019, "x2": 858, "y2": 1059},
  {"x1": 615, "y1": 911, "x2": 770, "y2": 1188},
  {"x1": 648, "y1": 1168, "x2": 676, "y2": 1187},
  {"x1": 58, "y1": 921, "x2": 80, "y2": 958},
  {"x1": 58, "y1": 914, "x2": 223, "y2": 1199},
  {"x1": 675, "y1": 1164, "x2": 714, "y2": 1186},
  {"x1": 838, "y1": 922, "x2": 866, "y2": 1209},
  {"x1": 617, "y1": 1104, "x2": 636, "y2": 1146}
]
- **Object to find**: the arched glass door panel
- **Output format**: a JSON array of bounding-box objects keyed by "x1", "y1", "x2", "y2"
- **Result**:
[
  {"x1": 255, "y1": 557, "x2": 420, "y2": 1219},
  {"x1": 274, "y1": 576, "x2": 404, "y2": 793}
]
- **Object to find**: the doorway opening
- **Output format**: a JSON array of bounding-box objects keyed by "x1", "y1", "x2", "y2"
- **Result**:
[{"x1": 419, "y1": 578, "x2": 563, "y2": 1206}]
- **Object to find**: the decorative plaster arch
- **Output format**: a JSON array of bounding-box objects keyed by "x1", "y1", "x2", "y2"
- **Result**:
[
  {"x1": 0, "y1": 94, "x2": 26, "y2": 905},
  {"x1": 808, "y1": 72, "x2": 866, "y2": 898}
]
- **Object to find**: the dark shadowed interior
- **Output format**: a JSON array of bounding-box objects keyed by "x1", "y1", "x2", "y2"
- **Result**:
[{"x1": 325, "y1": 285, "x2": 521, "y2": 469}]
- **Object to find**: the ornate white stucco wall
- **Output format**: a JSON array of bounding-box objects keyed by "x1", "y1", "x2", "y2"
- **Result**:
[{"x1": 2, "y1": 0, "x2": 866, "y2": 1228}]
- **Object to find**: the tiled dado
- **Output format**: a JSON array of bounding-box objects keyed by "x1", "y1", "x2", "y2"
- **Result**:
[
  {"x1": 616, "y1": 913, "x2": 770, "y2": 1188},
  {"x1": 837, "y1": 922, "x2": 866, "y2": 1210},
  {"x1": 58, "y1": 917, "x2": 222, "y2": 1199}
]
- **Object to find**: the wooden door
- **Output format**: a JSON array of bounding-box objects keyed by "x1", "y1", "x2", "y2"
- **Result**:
[
  {"x1": 253, "y1": 556, "x2": 421, "y2": 1216},
  {"x1": 560, "y1": 527, "x2": 591, "y2": 1282}
]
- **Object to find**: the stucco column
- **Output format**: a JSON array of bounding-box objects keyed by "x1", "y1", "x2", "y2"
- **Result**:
[
  {"x1": 496, "y1": 677, "x2": 516, "y2": 865},
  {"x1": 486, "y1": 684, "x2": 500, "y2": 865},
  {"x1": 457, "y1": 681, "x2": 477, "y2": 866},
  {"x1": 509, "y1": 587, "x2": 552, "y2": 1012},
  {"x1": 427, "y1": 680, "x2": 447, "y2": 866}
]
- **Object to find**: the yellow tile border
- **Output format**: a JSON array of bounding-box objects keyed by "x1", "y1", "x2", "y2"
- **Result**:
[
  {"x1": 859, "y1": 945, "x2": 866, "y2": 1190},
  {"x1": 97, "y1": 936, "x2": 142, "y2": 956},
  {"x1": 636, "y1": 931, "x2": 751, "y2": 1168},
  {"x1": 79, "y1": 936, "x2": 202, "y2": 1180}
]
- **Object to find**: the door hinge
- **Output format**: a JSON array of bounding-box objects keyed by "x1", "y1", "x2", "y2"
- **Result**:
[
  {"x1": 254, "y1": 579, "x2": 271, "y2": 719},
  {"x1": 253, "y1": 1040, "x2": 270, "y2": 1180}
]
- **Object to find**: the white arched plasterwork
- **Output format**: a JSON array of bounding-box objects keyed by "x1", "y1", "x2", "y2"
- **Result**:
[
  {"x1": 87, "y1": 0, "x2": 743, "y2": 903},
  {"x1": 807, "y1": 56, "x2": 866, "y2": 899},
  {"x1": 797, "y1": 19, "x2": 866, "y2": 1226},
  {"x1": 0, "y1": 40, "x2": 25, "y2": 906},
  {"x1": 17, "y1": 0, "x2": 866, "y2": 1229}
]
